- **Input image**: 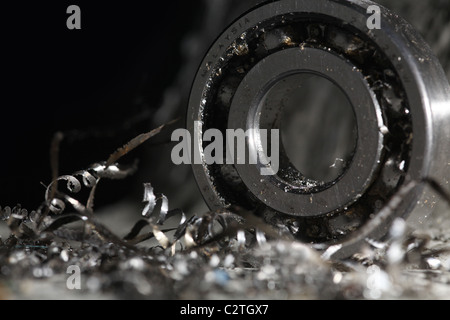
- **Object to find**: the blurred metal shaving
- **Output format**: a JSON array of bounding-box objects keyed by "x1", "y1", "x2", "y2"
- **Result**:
[{"x1": 2, "y1": 189, "x2": 450, "y2": 299}]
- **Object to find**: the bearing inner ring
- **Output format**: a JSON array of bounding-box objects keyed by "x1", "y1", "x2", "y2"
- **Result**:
[{"x1": 228, "y1": 47, "x2": 384, "y2": 216}]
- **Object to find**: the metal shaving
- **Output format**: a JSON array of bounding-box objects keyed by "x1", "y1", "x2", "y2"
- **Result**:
[{"x1": 1, "y1": 123, "x2": 450, "y2": 300}]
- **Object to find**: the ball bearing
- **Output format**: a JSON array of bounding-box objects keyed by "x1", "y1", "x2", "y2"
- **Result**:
[{"x1": 187, "y1": 0, "x2": 450, "y2": 258}]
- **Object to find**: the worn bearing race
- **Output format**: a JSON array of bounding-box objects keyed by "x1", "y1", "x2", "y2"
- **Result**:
[{"x1": 187, "y1": 0, "x2": 450, "y2": 257}]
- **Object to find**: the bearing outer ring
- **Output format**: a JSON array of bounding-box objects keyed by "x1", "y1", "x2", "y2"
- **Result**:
[{"x1": 187, "y1": 0, "x2": 450, "y2": 257}]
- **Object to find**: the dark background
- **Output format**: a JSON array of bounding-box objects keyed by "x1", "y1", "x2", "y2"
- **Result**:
[
  {"x1": 1, "y1": 1, "x2": 205, "y2": 209},
  {"x1": 1, "y1": 0, "x2": 449, "y2": 212},
  {"x1": 0, "y1": 0, "x2": 264, "y2": 211}
]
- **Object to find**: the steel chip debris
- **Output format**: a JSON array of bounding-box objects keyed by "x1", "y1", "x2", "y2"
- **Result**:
[{"x1": 1, "y1": 119, "x2": 449, "y2": 300}]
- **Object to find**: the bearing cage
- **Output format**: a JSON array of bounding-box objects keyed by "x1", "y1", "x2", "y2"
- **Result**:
[{"x1": 188, "y1": 0, "x2": 450, "y2": 254}]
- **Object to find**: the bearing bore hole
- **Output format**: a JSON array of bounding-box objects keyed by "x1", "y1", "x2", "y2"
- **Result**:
[{"x1": 262, "y1": 72, "x2": 358, "y2": 183}]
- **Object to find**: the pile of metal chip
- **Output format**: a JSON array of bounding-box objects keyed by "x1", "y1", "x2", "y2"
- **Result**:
[
  {"x1": 0, "y1": 120, "x2": 449, "y2": 299},
  {"x1": 1, "y1": 180, "x2": 449, "y2": 299}
]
